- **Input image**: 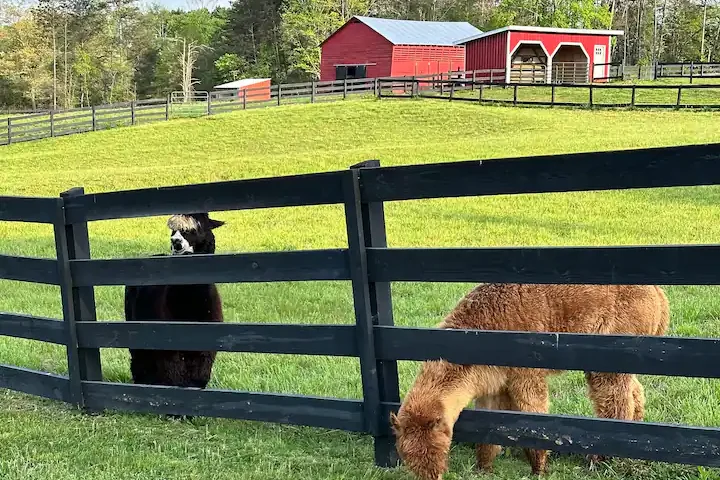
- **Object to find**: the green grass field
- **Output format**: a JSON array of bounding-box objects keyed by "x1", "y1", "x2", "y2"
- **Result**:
[{"x1": 3, "y1": 98, "x2": 720, "y2": 480}]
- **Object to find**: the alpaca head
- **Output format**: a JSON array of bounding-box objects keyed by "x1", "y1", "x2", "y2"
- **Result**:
[
  {"x1": 167, "y1": 213, "x2": 225, "y2": 255},
  {"x1": 390, "y1": 404, "x2": 452, "y2": 480}
]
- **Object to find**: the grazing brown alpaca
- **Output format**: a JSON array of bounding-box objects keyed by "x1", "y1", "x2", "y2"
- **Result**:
[{"x1": 390, "y1": 284, "x2": 670, "y2": 480}]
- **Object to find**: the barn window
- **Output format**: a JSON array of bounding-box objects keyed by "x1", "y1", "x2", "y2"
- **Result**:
[{"x1": 335, "y1": 65, "x2": 367, "y2": 80}]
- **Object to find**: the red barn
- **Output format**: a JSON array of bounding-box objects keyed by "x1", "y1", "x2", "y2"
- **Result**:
[
  {"x1": 457, "y1": 26, "x2": 624, "y2": 84},
  {"x1": 320, "y1": 16, "x2": 482, "y2": 81}
]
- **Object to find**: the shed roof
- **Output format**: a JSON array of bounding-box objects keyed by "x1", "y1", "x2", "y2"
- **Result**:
[
  {"x1": 323, "y1": 16, "x2": 482, "y2": 47},
  {"x1": 455, "y1": 25, "x2": 624, "y2": 44},
  {"x1": 214, "y1": 78, "x2": 270, "y2": 89}
]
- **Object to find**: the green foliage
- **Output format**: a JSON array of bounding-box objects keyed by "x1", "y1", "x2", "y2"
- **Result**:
[
  {"x1": 281, "y1": 0, "x2": 343, "y2": 80},
  {"x1": 0, "y1": 0, "x2": 718, "y2": 109},
  {"x1": 489, "y1": 0, "x2": 611, "y2": 29}
]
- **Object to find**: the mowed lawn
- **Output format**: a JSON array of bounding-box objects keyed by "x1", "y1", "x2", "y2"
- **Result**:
[{"x1": 3, "y1": 99, "x2": 720, "y2": 480}]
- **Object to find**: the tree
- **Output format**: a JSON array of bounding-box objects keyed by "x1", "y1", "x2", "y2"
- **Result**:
[
  {"x1": 214, "y1": 52, "x2": 248, "y2": 82},
  {"x1": 0, "y1": 14, "x2": 53, "y2": 109}
]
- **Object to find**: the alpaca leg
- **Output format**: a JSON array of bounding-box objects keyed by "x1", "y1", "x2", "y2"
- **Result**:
[
  {"x1": 506, "y1": 374, "x2": 550, "y2": 476},
  {"x1": 585, "y1": 372, "x2": 636, "y2": 468},
  {"x1": 474, "y1": 390, "x2": 511, "y2": 473},
  {"x1": 631, "y1": 375, "x2": 645, "y2": 422}
]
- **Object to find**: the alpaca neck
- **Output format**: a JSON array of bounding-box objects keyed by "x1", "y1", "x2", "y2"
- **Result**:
[{"x1": 405, "y1": 363, "x2": 506, "y2": 426}]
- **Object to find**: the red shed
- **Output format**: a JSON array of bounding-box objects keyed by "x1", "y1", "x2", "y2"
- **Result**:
[
  {"x1": 320, "y1": 16, "x2": 482, "y2": 81},
  {"x1": 457, "y1": 26, "x2": 624, "y2": 84}
]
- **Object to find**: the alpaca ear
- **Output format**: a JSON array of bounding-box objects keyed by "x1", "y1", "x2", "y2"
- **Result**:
[
  {"x1": 389, "y1": 412, "x2": 401, "y2": 433},
  {"x1": 208, "y1": 219, "x2": 225, "y2": 230}
]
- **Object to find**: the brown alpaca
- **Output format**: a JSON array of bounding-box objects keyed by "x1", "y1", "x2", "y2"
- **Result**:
[{"x1": 390, "y1": 283, "x2": 669, "y2": 480}]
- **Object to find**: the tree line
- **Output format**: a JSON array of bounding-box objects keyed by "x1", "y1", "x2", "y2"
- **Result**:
[{"x1": 0, "y1": 0, "x2": 717, "y2": 110}]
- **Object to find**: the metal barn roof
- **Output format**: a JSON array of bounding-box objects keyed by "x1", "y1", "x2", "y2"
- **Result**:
[{"x1": 351, "y1": 16, "x2": 482, "y2": 46}]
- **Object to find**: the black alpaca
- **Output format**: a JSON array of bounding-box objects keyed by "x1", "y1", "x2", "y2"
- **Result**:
[{"x1": 124, "y1": 213, "x2": 225, "y2": 389}]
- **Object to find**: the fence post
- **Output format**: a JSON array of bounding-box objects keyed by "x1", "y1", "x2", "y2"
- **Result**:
[
  {"x1": 58, "y1": 187, "x2": 103, "y2": 408},
  {"x1": 345, "y1": 160, "x2": 401, "y2": 468},
  {"x1": 513, "y1": 84, "x2": 518, "y2": 105},
  {"x1": 677, "y1": 86, "x2": 683, "y2": 108},
  {"x1": 6, "y1": 118, "x2": 11, "y2": 145},
  {"x1": 701, "y1": 64, "x2": 705, "y2": 77},
  {"x1": 374, "y1": 78, "x2": 379, "y2": 98},
  {"x1": 243, "y1": 89, "x2": 247, "y2": 110},
  {"x1": 589, "y1": 85, "x2": 593, "y2": 107},
  {"x1": 343, "y1": 78, "x2": 348, "y2": 99},
  {"x1": 277, "y1": 85, "x2": 282, "y2": 106},
  {"x1": 690, "y1": 62, "x2": 694, "y2": 84},
  {"x1": 53, "y1": 197, "x2": 84, "y2": 408},
  {"x1": 551, "y1": 84, "x2": 556, "y2": 106},
  {"x1": 311, "y1": 81, "x2": 316, "y2": 103},
  {"x1": 478, "y1": 85, "x2": 483, "y2": 103},
  {"x1": 92, "y1": 106, "x2": 97, "y2": 131},
  {"x1": 165, "y1": 96, "x2": 170, "y2": 121},
  {"x1": 207, "y1": 94, "x2": 212, "y2": 115},
  {"x1": 50, "y1": 110, "x2": 55, "y2": 137},
  {"x1": 471, "y1": 70, "x2": 476, "y2": 91},
  {"x1": 631, "y1": 85, "x2": 636, "y2": 107},
  {"x1": 131, "y1": 101, "x2": 136, "y2": 126}
]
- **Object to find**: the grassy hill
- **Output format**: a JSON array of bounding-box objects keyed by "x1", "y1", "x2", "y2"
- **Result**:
[{"x1": 2, "y1": 98, "x2": 720, "y2": 480}]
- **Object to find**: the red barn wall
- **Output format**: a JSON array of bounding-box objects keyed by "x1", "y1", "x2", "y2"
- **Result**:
[
  {"x1": 390, "y1": 45, "x2": 467, "y2": 77},
  {"x1": 508, "y1": 31, "x2": 612, "y2": 82},
  {"x1": 465, "y1": 31, "x2": 509, "y2": 72},
  {"x1": 320, "y1": 21, "x2": 393, "y2": 81}
]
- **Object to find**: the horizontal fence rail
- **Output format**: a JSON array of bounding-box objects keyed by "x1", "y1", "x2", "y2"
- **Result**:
[
  {"x1": 83, "y1": 382, "x2": 367, "y2": 433},
  {"x1": 375, "y1": 326, "x2": 720, "y2": 378},
  {"x1": 0, "y1": 365, "x2": 71, "y2": 402},
  {"x1": 0, "y1": 313, "x2": 66, "y2": 344},
  {"x1": 395, "y1": 405, "x2": 720, "y2": 467},
  {"x1": 0, "y1": 254, "x2": 60, "y2": 285},
  {"x1": 70, "y1": 250, "x2": 350, "y2": 286},
  {"x1": 76, "y1": 322, "x2": 358, "y2": 356},
  {"x1": 366, "y1": 245, "x2": 720, "y2": 285},
  {"x1": 0, "y1": 196, "x2": 58, "y2": 223},
  {"x1": 1, "y1": 149, "x2": 720, "y2": 474},
  {"x1": 63, "y1": 170, "x2": 347, "y2": 223},
  {"x1": 357, "y1": 142, "x2": 720, "y2": 202}
]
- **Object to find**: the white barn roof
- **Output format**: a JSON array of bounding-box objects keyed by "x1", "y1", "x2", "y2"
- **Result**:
[{"x1": 214, "y1": 78, "x2": 271, "y2": 89}]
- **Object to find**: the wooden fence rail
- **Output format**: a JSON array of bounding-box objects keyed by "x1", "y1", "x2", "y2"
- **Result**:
[
  {"x1": 380, "y1": 77, "x2": 720, "y2": 110},
  {"x1": 2, "y1": 143, "x2": 720, "y2": 470},
  {"x1": 0, "y1": 70, "x2": 508, "y2": 147}
]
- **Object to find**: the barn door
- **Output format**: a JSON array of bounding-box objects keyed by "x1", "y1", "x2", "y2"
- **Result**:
[{"x1": 593, "y1": 45, "x2": 606, "y2": 80}]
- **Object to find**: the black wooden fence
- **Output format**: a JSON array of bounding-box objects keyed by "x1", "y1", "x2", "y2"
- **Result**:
[
  {"x1": 380, "y1": 77, "x2": 720, "y2": 110},
  {"x1": 3, "y1": 145, "x2": 720, "y2": 469},
  {"x1": 655, "y1": 62, "x2": 720, "y2": 82}
]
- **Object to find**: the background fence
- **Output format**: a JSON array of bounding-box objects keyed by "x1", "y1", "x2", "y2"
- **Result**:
[
  {"x1": 655, "y1": 62, "x2": 720, "y2": 82},
  {"x1": 3, "y1": 145, "x2": 720, "y2": 469},
  {"x1": 1, "y1": 63, "x2": 718, "y2": 147},
  {"x1": 379, "y1": 77, "x2": 720, "y2": 109}
]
